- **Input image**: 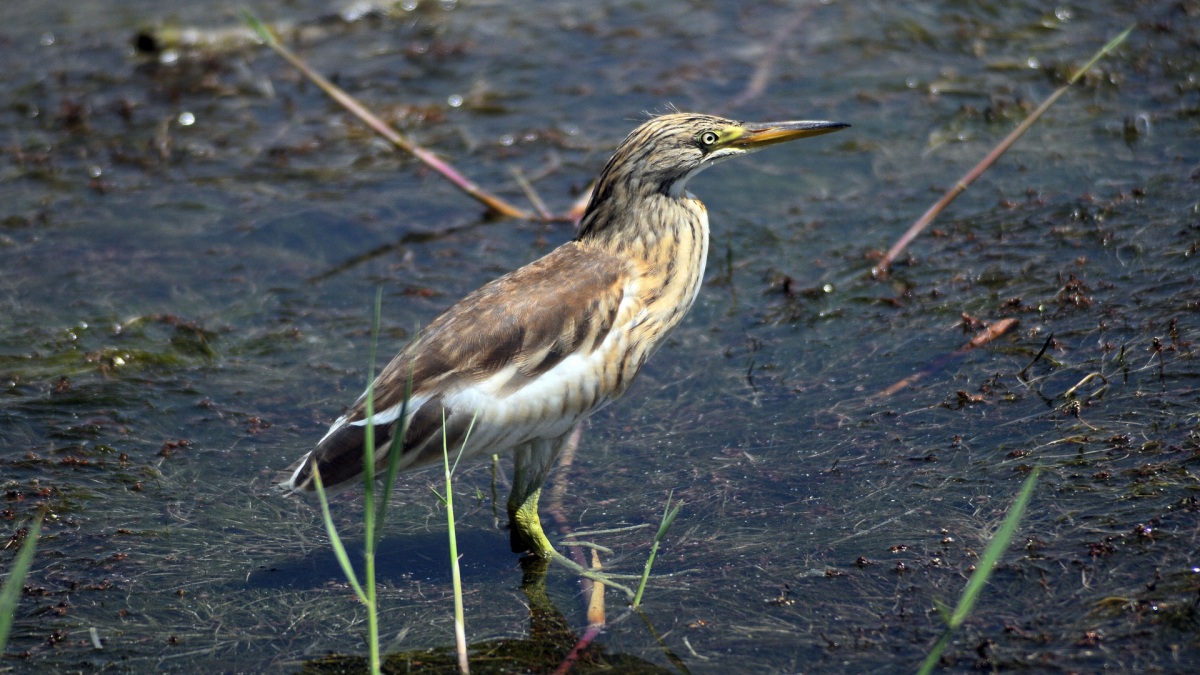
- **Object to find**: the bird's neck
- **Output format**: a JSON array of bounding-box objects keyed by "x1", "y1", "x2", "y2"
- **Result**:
[
  {"x1": 578, "y1": 190, "x2": 710, "y2": 326},
  {"x1": 574, "y1": 187, "x2": 710, "y2": 387},
  {"x1": 578, "y1": 189, "x2": 707, "y2": 258}
]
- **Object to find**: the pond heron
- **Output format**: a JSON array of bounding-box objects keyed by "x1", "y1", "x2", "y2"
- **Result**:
[{"x1": 281, "y1": 113, "x2": 848, "y2": 558}]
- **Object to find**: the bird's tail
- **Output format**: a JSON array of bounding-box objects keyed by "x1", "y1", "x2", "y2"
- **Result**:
[{"x1": 278, "y1": 420, "x2": 397, "y2": 493}]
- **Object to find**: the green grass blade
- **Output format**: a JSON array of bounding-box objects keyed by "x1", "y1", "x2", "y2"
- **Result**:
[
  {"x1": 239, "y1": 9, "x2": 275, "y2": 46},
  {"x1": 655, "y1": 498, "x2": 682, "y2": 540},
  {"x1": 443, "y1": 410, "x2": 478, "y2": 674},
  {"x1": 375, "y1": 370, "x2": 412, "y2": 542},
  {"x1": 0, "y1": 516, "x2": 42, "y2": 651},
  {"x1": 360, "y1": 289, "x2": 388, "y2": 675},
  {"x1": 311, "y1": 466, "x2": 367, "y2": 604},
  {"x1": 948, "y1": 468, "x2": 1039, "y2": 628},
  {"x1": 633, "y1": 492, "x2": 683, "y2": 608},
  {"x1": 362, "y1": 290, "x2": 383, "y2": 544},
  {"x1": 919, "y1": 631, "x2": 955, "y2": 675},
  {"x1": 1069, "y1": 24, "x2": 1133, "y2": 86},
  {"x1": 302, "y1": 291, "x2": 396, "y2": 675},
  {"x1": 917, "y1": 468, "x2": 1040, "y2": 675}
]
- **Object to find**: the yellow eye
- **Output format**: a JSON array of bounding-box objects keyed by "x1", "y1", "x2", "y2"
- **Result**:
[{"x1": 698, "y1": 131, "x2": 719, "y2": 147}]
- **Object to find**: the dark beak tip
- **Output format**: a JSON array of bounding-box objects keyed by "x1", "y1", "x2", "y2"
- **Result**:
[
  {"x1": 812, "y1": 121, "x2": 850, "y2": 131},
  {"x1": 751, "y1": 120, "x2": 851, "y2": 135}
]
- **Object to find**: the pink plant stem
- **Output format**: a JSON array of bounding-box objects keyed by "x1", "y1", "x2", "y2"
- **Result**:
[
  {"x1": 257, "y1": 25, "x2": 532, "y2": 220},
  {"x1": 874, "y1": 26, "x2": 1133, "y2": 277},
  {"x1": 553, "y1": 550, "x2": 606, "y2": 675}
]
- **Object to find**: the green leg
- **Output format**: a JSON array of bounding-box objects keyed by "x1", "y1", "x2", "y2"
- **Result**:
[
  {"x1": 508, "y1": 432, "x2": 570, "y2": 558},
  {"x1": 507, "y1": 428, "x2": 641, "y2": 598},
  {"x1": 509, "y1": 484, "x2": 555, "y2": 558}
]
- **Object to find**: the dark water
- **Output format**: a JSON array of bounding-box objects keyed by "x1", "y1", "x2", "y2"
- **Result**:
[{"x1": 2, "y1": 0, "x2": 1198, "y2": 672}]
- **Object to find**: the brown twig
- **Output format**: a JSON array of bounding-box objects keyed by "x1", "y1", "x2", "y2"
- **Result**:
[
  {"x1": 242, "y1": 11, "x2": 532, "y2": 220},
  {"x1": 509, "y1": 166, "x2": 553, "y2": 221},
  {"x1": 873, "y1": 25, "x2": 1134, "y2": 277},
  {"x1": 586, "y1": 549, "x2": 606, "y2": 626},
  {"x1": 966, "y1": 317, "x2": 1020, "y2": 349},
  {"x1": 879, "y1": 317, "x2": 1019, "y2": 397}
]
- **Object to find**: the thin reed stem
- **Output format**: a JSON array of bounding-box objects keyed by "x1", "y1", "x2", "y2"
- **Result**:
[
  {"x1": 438, "y1": 410, "x2": 477, "y2": 674},
  {"x1": 874, "y1": 25, "x2": 1134, "y2": 276},
  {"x1": 360, "y1": 291, "x2": 383, "y2": 675},
  {"x1": 241, "y1": 10, "x2": 531, "y2": 220},
  {"x1": 308, "y1": 290, "x2": 404, "y2": 675}
]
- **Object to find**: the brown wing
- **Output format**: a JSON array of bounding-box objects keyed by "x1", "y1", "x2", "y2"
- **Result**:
[
  {"x1": 282, "y1": 240, "x2": 632, "y2": 491},
  {"x1": 371, "y1": 240, "x2": 631, "y2": 413}
]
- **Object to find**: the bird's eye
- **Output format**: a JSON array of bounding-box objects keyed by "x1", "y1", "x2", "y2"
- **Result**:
[{"x1": 698, "y1": 131, "x2": 720, "y2": 147}]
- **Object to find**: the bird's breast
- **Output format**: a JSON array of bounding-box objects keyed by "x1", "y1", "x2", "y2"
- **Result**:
[{"x1": 604, "y1": 198, "x2": 710, "y2": 391}]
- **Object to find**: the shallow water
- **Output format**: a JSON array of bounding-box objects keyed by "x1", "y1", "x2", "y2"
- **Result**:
[{"x1": 2, "y1": 0, "x2": 1198, "y2": 672}]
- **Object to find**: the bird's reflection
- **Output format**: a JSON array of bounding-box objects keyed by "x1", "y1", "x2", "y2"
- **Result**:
[{"x1": 294, "y1": 555, "x2": 675, "y2": 674}]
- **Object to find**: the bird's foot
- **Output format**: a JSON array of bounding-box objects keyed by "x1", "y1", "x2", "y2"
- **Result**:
[
  {"x1": 546, "y1": 548, "x2": 643, "y2": 599},
  {"x1": 509, "y1": 504, "x2": 557, "y2": 559},
  {"x1": 508, "y1": 521, "x2": 640, "y2": 597}
]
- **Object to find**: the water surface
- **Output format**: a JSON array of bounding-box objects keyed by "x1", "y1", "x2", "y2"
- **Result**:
[{"x1": 2, "y1": 1, "x2": 1197, "y2": 672}]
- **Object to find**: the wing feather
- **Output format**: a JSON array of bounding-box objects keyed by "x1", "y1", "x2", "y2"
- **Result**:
[{"x1": 281, "y1": 241, "x2": 636, "y2": 492}]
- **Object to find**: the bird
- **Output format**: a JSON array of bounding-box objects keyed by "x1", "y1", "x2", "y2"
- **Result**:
[{"x1": 280, "y1": 112, "x2": 848, "y2": 559}]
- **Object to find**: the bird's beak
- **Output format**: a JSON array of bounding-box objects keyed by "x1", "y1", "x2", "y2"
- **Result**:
[{"x1": 732, "y1": 120, "x2": 850, "y2": 149}]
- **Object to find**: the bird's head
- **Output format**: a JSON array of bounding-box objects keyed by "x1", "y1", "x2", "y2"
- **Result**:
[
  {"x1": 598, "y1": 113, "x2": 849, "y2": 200},
  {"x1": 576, "y1": 113, "x2": 848, "y2": 243}
]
